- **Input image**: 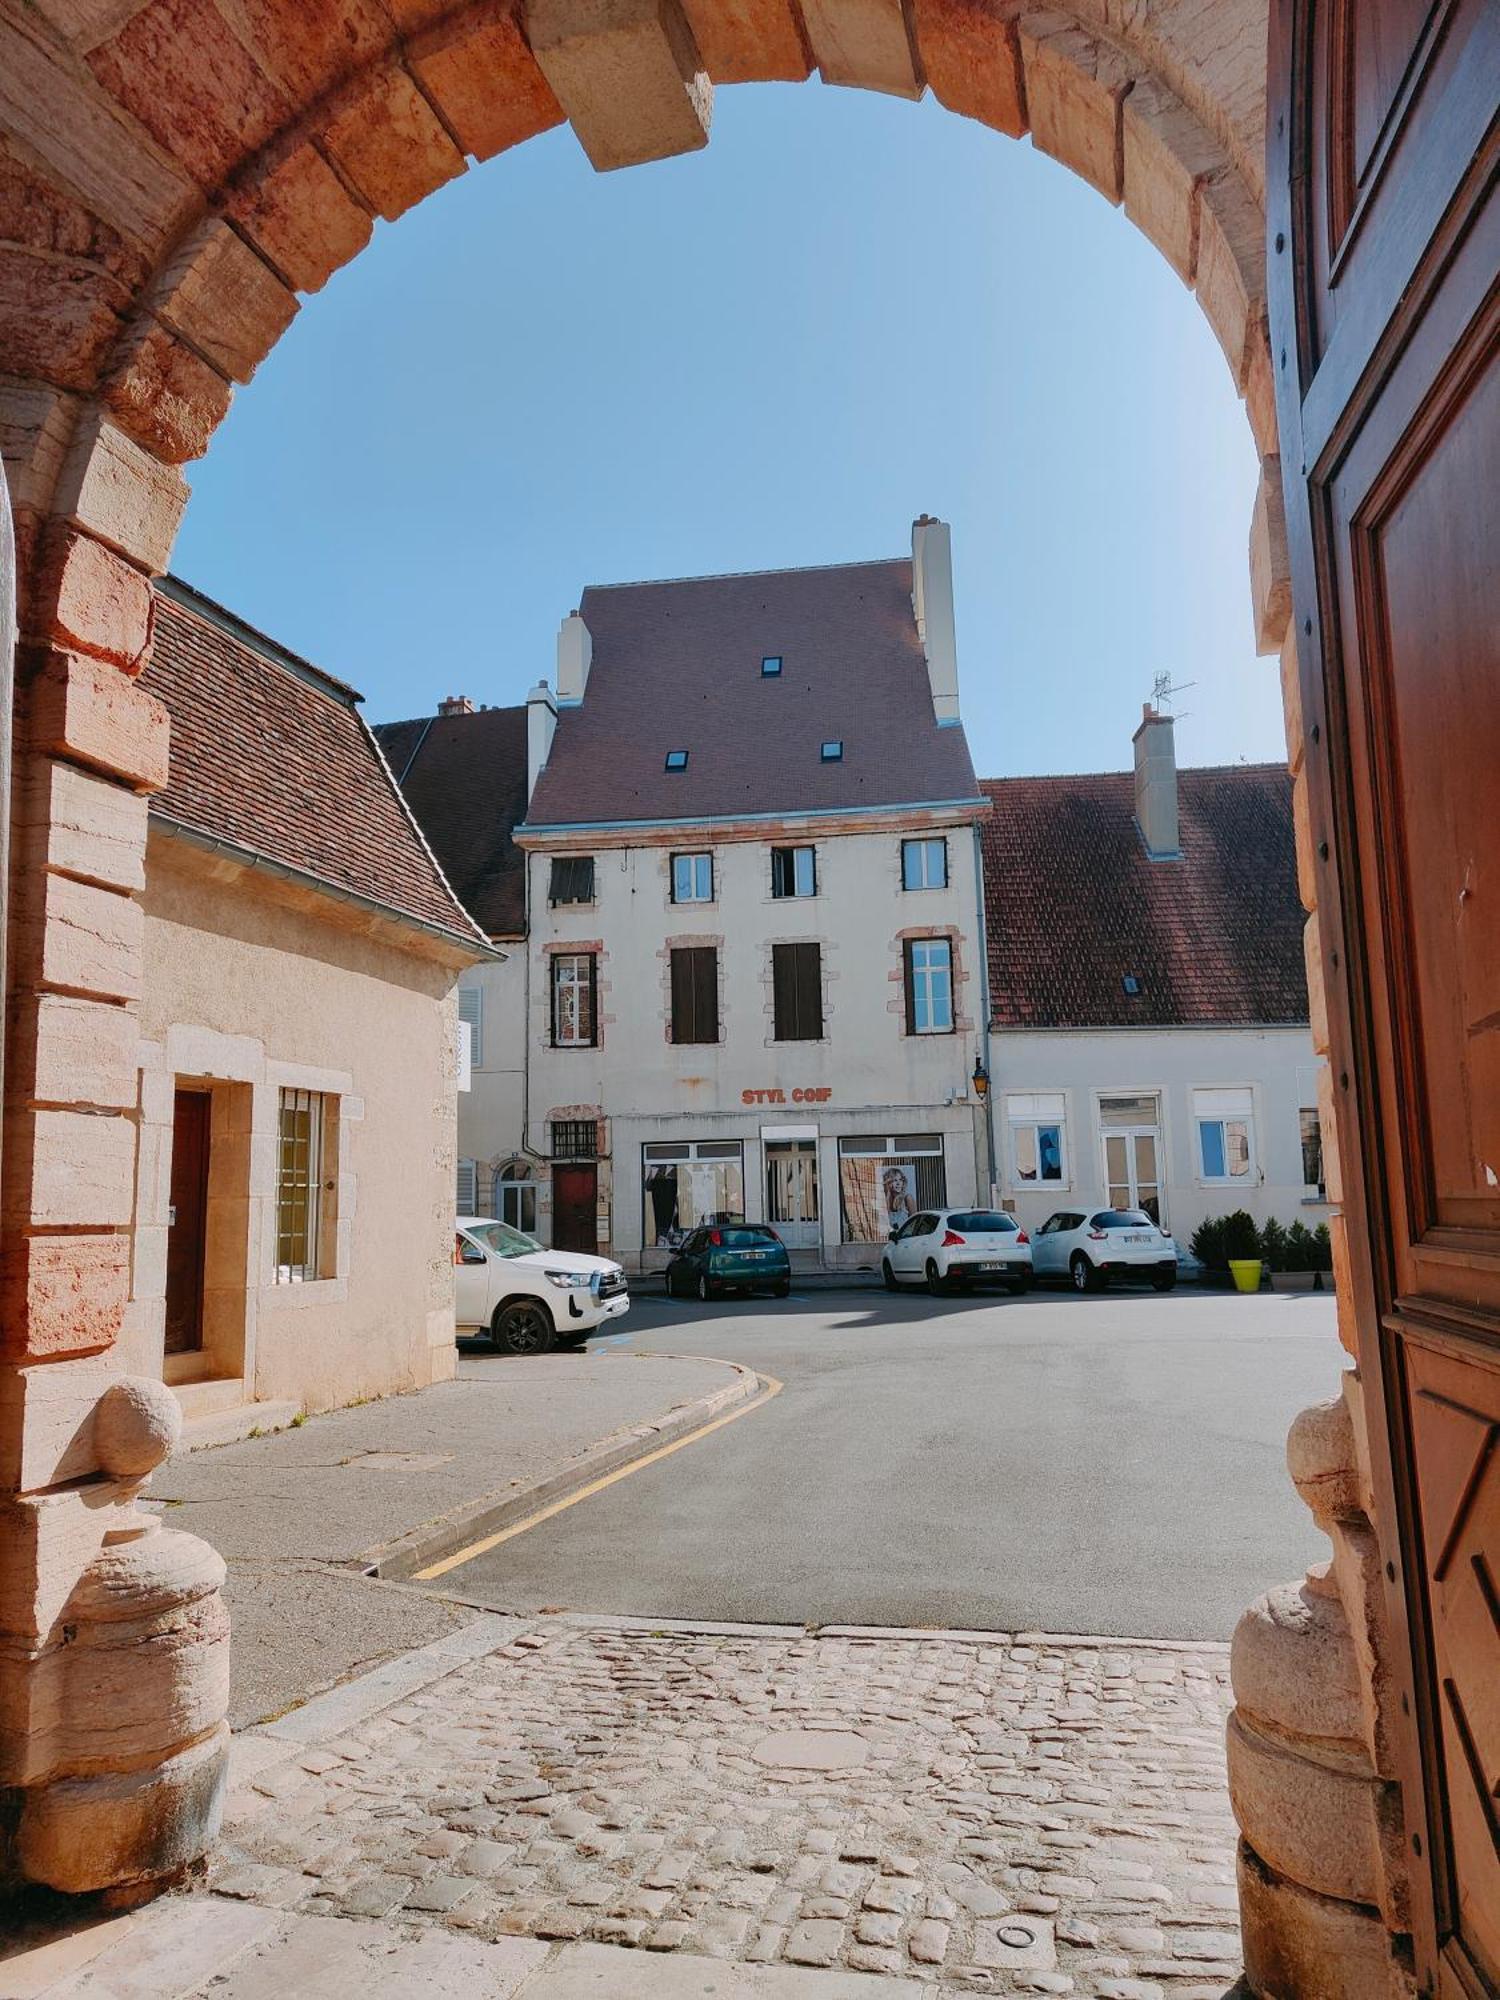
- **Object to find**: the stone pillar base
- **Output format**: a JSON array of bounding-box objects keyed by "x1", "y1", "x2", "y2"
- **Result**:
[
  {"x1": 16, "y1": 1722, "x2": 229, "y2": 1895},
  {"x1": 1238, "y1": 1842, "x2": 1414, "y2": 2000}
]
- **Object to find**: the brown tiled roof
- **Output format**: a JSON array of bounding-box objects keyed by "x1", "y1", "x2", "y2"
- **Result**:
[
  {"x1": 145, "y1": 581, "x2": 490, "y2": 950},
  {"x1": 981, "y1": 766, "x2": 1308, "y2": 1028},
  {"x1": 524, "y1": 559, "x2": 982, "y2": 829},
  {"x1": 372, "y1": 707, "x2": 529, "y2": 939}
]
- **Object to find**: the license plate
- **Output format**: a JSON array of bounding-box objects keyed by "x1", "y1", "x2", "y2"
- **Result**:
[
  {"x1": 978, "y1": 1262, "x2": 1009, "y2": 1272},
  {"x1": 1125, "y1": 1233, "x2": 1151, "y2": 1243}
]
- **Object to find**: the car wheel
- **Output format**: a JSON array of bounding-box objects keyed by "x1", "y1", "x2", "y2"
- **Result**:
[
  {"x1": 696, "y1": 1272, "x2": 715, "y2": 1303},
  {"x1": 1005, "y1": 1280, "x2": 1027, "y2": 1296},
  {"x1": 1152, "y1": 1270, "x2": 1178, "y2": 1292},
  {"x1": 1070, "y1": 1253, "x2": 1097, "y2": 1294},
  {"x1": 771, "y1": 1278, "x2": 791, "y2": 1298},
  {"x1": 492, "y1": 1298, "x2": 556, "y2": 1356},
  {"x1": 882, "y1": 1259, "x2": 899, "y2": 1291},
  {"x1": 926, "y1": 1259, "x2": 948, "y2": 1298}
]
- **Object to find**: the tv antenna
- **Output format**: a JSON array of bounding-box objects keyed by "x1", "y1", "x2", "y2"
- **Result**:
[{"x1": 1150, "y1": 671, "x2": 1196, "y2": 716}]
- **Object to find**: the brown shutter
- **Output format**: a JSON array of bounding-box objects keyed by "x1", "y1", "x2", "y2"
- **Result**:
[
  {"x1": 902, "y1": 940, "x2": 916, "y2": 1034},
  {"x1": 773, "y1": 944, "x2": 795, "y2": 1039},
  {"x1": 798, "y1": 943, "x2": 822, "y2": 1038},
  {"x1": 695, "y1": 947, "x2": 718, "y2": 1042}
]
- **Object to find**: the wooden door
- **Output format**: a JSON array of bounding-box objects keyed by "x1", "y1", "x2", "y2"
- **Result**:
[
  {"x1": 552, "y1": 1164, "x2": 597, "y2": 1255},
  {"x1": 164, "y1": 1088, "x2": 212, "y2": 1356},
  {"x1": 1269, "y1": 5, "x2": 1499, "y2": 1991}
]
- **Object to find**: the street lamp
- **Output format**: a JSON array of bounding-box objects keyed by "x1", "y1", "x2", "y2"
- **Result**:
[{"x1": 971, "y1": 1058, "x2": 990, "y2": 1101}]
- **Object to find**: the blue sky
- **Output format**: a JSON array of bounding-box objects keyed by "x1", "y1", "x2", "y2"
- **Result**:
[{"x1": 173, "y1": 82, "x2": 1283, "y2": 780}]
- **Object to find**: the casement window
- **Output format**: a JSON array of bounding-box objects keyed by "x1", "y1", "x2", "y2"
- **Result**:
[
  {"x1": 772, "y1": 942, "x2": 823, "y2": 1041},
  {"x1": 1007, "y1": 1093, "x2": 1067, "y2": 1186},
  {"x1": 903, "y1": 937, "x2": 954, "y2": 1034},
  {"x1": 837, "y1": 1134, "x2": 946, "y2": 1242},
  {"x1": 456, "y1": 1157, "x2": 478, "y2": 1214},
  {"x1": 457, "y1": 985, "x2": 483, "y2": 1070},
  {"x1": 901, "y1": 836, "x2": 948, "y2": 890},
  {"x1": 771, "y1": 845, "x2": 816, "y2": 898},
  {"x1": 548, "y1": 855, "x2": 595, "y2": 906},
  {"x1": 672, "y1": 851, "x2": 713, "y2": 903},
  {"x1": 1300, "y1": 1106, "x2": 1325, "y2": 1197},
  {"x1": 670, "y1": 946, "x2": 719, "y2": 1044},
  {"x1": 551, "y1": 952, "x2": 597, "y2": 1046},
  {"x1": 277, "y1": 1089, "x2": 335, "y2": 1282},
  {"x1": 495, "y1": 1161, "x2": 538, "y2": 1234},
  {"x1": 1194, "y1": 1086, "x2": 1256, "y2": 1184}
]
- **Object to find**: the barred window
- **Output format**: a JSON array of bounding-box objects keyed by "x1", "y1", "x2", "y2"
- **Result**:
[
  {"x1": 277, "y1": 1089, "x2": 334, "y2": 1281},
  {"x1": 551, "y1": 1119, "x2": 597, "y2": 1160}
]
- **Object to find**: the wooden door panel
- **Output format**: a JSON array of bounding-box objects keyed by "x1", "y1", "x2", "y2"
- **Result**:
[{"x1": 165, "y1": 1089, "x2": 211, "y2": 1356}]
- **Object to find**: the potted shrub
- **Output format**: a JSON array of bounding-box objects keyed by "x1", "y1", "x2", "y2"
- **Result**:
[
  {"x1": 1312, "y1": 1222, "x2": 1335, "y2": 1292},
  {"x1": 1225, "y1": 1209, "x2": 1264, "y2": 1293},
  {"x1": 1190, "y1": 1215, "x2": 1229, "y2": 1284},
  {"x1": 1265, "y1": 1215, "x2": 1315, "y2": 1292}
]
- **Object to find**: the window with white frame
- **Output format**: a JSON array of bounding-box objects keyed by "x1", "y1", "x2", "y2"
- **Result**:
[
  {"x1": 901, "y1": 836, "x2": 948, "y2": 890},
  {"x1": 671, "y1": 851, "x2": 713, "y2": 903},
  {"x1": 278, "y1": 1089, "x2": 335, "y2": 1281},
  {"x1": 904, "y1": 937, "x2": 954, "y2": 1034},
  {"x1": 457, "y1": 985, "x2": 483, "y2": 1069},
  {"x1": 495, "y1": 1160, "x2": 538, "y2": 1234},
  {"x1": 1006, "y1": 1093, "x2": 1067, "y2": 1187},
  {"x1": 1194, "y1": 1087, "x2": 1256, "y2": 1184}
]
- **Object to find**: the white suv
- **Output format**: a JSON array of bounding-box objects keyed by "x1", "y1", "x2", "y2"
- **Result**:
[
  {"x1": 1031, "y1": 1207, "x2": 1177, "y2": 1292},
  {"x1": 455, "y1": 1217, "x2": 630, "y2": 1354},
  {"x1": 883, "y1": 1208, "x2": 1034, "y2": 1296}
]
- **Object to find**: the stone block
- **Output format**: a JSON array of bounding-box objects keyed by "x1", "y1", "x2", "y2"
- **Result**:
[
  {"x1": 1291, "y1": 764, "x2": 1317, "y2": 914},
  {"x1": 1018, "y1": 16, "x2": 1134, "y2": 205},
  {"x1": 909, "y1": 0, "x2": 1022, "y2": 132},
  {"x1": 132, "y1": 1224, "x2": 169, "y2": 1306},
  {"x1": 0, "y1": 1477, "x2": 139, "y2": 1641},
  {"x1": 15, "y1": 755, "x2": 149, "y2": 892},
  {"x1": 800, "y1": 0, "x2": 921, "y2": 97},
  {"x1": 410, "y1": 14, "x2": 566, "y2": 160},
  {"x1": 1250, "y1": 455, "x2": 1292, "y2": 653},
  {"x1": 1231, "y1": 1579, "x2": 1365, "y2": 1745},
  {"x1": 0, "y1": 1232, "x2": 129, "y2": 1361},
  {"x1": 1236, "y1": 1841, "x2": 1414, "y2": 2000},
  {"x1": 104, "y1": 318, "x2": 232, "y2": 463},
  {"x1": 1121, "y1": 75, "x2": 1226, "y2": 284},
  {"x1": 0, "y1": 1355, "x2": 122, "y2": 1492},
  {"x1": 230, "y1": 141, "x2": 374, "y2": 296},
  {"x1": 1317, "y1": 1059, "x2": 1343, "y2": 1206},
  {"x1": 0, "y1": 381, "x2": 78, "y2": 518},
  {"x1": 529, "y1": 0, "x2": 713, "y2": 172},
  {"x1": 9, "y1": 991, "x2": 140, "y2": 1112},
  {"x1": 1328, "y1": 1211, "x2": 1358, "y2": 1356},
  {"x1": 13, "y1": 870, "x2": 143, "y2": 1003},
  {"x1": 1244, "y1": 313, "x2": 1279, "y2": 456},
  {"x1": 1286, "y1": 1390, "x2": 1360, "y2": 1523},
  {"x1": 321, "y1": 64, "x2": 467, "y2": 223},
  {"x1": 676, "y1": 0, "x2": 806, "y2": 82},
  {"x1": 153, "y1": 219, "x2": 298, "y2": 385},
  {"x1": 5, "y1": 1107, "x2": 137, "y2": 1230},
  {"x1": 25, "y1": 646, "x2": 170, "y2": 791},
  {"x1": 1196, "y1": 168, "x2": 1265, "y2": 388},
  {"x1": 52, "y1": 408, "x2": 188, "y2": 573},
  {"x1": 1279, "y1": 623, "x2": 1304, "y2": 775},
  {"x1": 0, "y1": 242, "x2": 124, "y2": 392},
  {"x1": 1304, "y1": 914, "x2": 1329, "y2": 1055},
  {"x1": 33, "y1": 531, "x2": 154, "y2": 668}
]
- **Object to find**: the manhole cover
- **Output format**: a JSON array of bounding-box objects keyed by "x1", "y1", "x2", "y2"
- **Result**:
[
  {"x1": 345, "y1": 1452, "x2": 454, "y2": 1472},
  {"x1": 750, "y1": 1729, "x2": 869, "y2": 1771},
  {"x1": 972, "y1": 1917, "x2": 1057, "y2": 1970}
]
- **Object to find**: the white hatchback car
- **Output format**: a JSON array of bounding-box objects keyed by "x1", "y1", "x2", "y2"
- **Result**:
[
  {"x1": 454, "y1": 1217, "x2": 630, "y2": 1355},
  {"x1": 882, "y1": 1207, "x2": 1034, "y2": 1295},
  {"x1": 1031, "y1": 1207, "x2": 1178, "y2": 1292}
]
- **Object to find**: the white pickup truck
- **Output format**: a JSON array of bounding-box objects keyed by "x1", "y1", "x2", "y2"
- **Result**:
[{"x1": 454, "y1": 1217, "x2": 630, "y2": 1355}]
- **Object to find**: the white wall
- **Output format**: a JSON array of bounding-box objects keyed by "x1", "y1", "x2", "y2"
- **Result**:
[
  {"x1": 992, "y1": 1025, "x2": 1330, "y2": 1247},
  {"x1": 456, "y1": 946, "x2": 528, "y2": 1200}
]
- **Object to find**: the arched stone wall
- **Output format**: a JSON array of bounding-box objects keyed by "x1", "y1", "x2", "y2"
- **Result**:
[{"x1": 0, "y1": 3, "x2": 1408, "y2": 1988}]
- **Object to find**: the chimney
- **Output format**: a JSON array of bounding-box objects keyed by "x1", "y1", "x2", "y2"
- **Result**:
[
  {"x1": 527, "y1": 679, "x2": 558, "y2": 802},
  {"x1": 1133, "y1": 704, "x2": 1180, "y2": 859},
  {"x1": 911, "y1": 516, "x2": 959, "y2": 724},
  {"x1": 556, "y1": 611, "x2": 592, "y2": 704},
  {"x1": 438, "y1": 694, "x2": 474, "y2": 716}
]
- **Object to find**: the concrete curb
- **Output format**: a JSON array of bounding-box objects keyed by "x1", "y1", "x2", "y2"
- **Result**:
[{"x1": 357, "y1": 1357, "x2": 764, "y2": 1582}]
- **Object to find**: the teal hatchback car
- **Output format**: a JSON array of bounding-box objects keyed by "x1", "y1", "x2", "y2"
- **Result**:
[{"x1": 665, "y1": 1223, "x2": 791, "y2": 1300}]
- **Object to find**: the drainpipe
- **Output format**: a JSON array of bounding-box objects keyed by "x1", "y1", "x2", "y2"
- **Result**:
[{"x1": 972, "y1": 824, "x2": 997, "y2": 1202}]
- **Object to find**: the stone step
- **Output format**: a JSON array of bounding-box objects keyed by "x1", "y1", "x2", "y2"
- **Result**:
[
  {"x1": 172, "y1": 1375, "x2": 250, "y2": 1419},
  {"x1": 176, "y1": 1397, "x2": 301, "y2": 1453}
]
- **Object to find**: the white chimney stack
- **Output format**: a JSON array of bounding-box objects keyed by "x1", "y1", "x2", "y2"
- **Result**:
[
  {"x1": 556, "y1": 611, "x2": 592, "y2": 705},
  {"x1": 1133, "y1": 704, "x2": 1180, "y2": 860},
  {"x1": 911, "y1": 516, "x2": 959, "y2": 725},
  {"x1": 527, "y1": 679, "x2": 557, "y2": 802}
]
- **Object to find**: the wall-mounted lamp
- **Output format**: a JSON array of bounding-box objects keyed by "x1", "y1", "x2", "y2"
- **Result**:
[{"x1": 971, "y1": 1059, "x2": 990, "y2": 1101}]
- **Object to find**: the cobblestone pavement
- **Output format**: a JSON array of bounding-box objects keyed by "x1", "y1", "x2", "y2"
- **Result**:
[{"x1": 211, "y1": 1615, "x2": 1243, "y2": 1998}]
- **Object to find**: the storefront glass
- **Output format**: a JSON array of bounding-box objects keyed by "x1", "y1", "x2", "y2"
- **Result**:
[
  {"x1": 838, "y1": 1134, "x2": 946, "y2": 1241},
  {"x1": 643, "y1": 1141, "x2": 745, "y2": 1249}
]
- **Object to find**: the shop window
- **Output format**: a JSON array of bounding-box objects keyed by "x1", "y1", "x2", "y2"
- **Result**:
[
  {"x1": 1194, "y1": 1087, "x2": 1256, "y2": 1184},
  {"x1": 551, "y1": 953, "x2": 597, "y2": 1046},
  {"x1": 901, "y1": 836, "x2": 948, "y2": 890},
  {"x1": 458, "y1": 985, "x2": 483, "y2": 1069},
  {"x1": 670, "y1": 946, "x2": 719, "y2": 1044},
  {"x1": 903, "y1": 937, "x2": 953, "y2": 1034},
  {"x1": 1007, "y1": 1093, "x2": 1067, "y2": 1186},
  {"x1": 838, "y1": 1134, "x2": 946, "y2": 1242},
  {"x1": 643, "y1": 1141, "x2": 745, "y2": 1248},
  {"x1": 672, "y1": 851, "x2": 713, "y2": 903},
  {"x1": 551, "y1": 1119, "x2": 597, "y2": 1160},
  {"x1": 772, "y1": 941, "x2": 823, "y2": 1040},
  {"x1": 771, "y1": 845, "x2": 816, "y2": 898},
  {"x1": 549, "y1": 855, "x2": 595, "y2": 906},
  {"x1": 277, "y1": 1088, "x2": 336, "y2": 1282},
  {"x1": 1300, "y1": 1106, "x2": 1325, "y2": 1197}
]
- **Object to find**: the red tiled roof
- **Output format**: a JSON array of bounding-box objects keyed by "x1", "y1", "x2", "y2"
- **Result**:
[
  {"x1": 980, "y1": 765, "x2": 1308, "y2": 1028},
  {"x1": 145, "y1": 581, "x2": 490, "y2": 949},
  {"x1": 372, "y1": 707, "x2": 529, "y2": 939},
  {"x1": 524, "y1": 559, "x2": 981, "y2": 829}
]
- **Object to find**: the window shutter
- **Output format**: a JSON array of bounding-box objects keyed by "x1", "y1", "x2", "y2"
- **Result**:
[
  {"x1": 457, "y1": 986, "x2": 482, "y2": 1069},
  {"x1": 586, "y1": 953, "x2": 598, "y2": 1046},
  {"x1": 773, "y1": 945, "x2": 795, "y2": 1039},
  {"x1": 798, "y1": 943, "x2": 822, "y2": 1038},
  {"x1": 671, "y1": 949, "x2": 692, "y2": 1042},
  {"x1": 696, "y1": 947, "x2": 718, "y2": 1041},
  {"x1": 456, "y1": 1159, "x2": 477, "y2": 1212},
  {"x1": 902, "y1": 940, "x2": 917, "y2": 1034}
]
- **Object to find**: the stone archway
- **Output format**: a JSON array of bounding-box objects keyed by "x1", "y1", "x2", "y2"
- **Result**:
[{"x1": 0, "y1": 3, "x2": 1402, "y2": 1989}]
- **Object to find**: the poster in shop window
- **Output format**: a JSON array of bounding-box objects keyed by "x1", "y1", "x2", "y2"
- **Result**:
[{"x1": 839, "y1": 1156, "x2": 919, "y2": 1241}]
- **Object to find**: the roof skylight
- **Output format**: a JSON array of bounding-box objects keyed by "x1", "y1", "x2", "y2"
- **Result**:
[
  {"x1": 665, "y1": 749, "x2": 689, "y2": 771},
  {"x1": 820, "y1": 741, "x2": 843, "y2": 762}
]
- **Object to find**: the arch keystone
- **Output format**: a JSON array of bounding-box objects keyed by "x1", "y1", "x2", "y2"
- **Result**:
[
  {"x1": 799, "y1": 0, "x2": 922, "y2": 100},
  {"x1": 909, "y1": 0, "x2": 1023, "y2": 136},
  {"x1": 527, "y1": 0, "x2": 712, "y2": 171},
  {"x1": 1018, "y1": 15, "x2": 1134, "y2": 205}
]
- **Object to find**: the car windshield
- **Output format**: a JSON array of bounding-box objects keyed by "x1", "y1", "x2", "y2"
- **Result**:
[
  {"x1": 464, "y1": 1220, "x2": 542, "y2": 1258},
  {"x1": 716, "y1": 1226, "x2": 779, "y2": 1247},
  {"x1": 946, "y1": 1211, "x2": 1017, "y2": 1233},
  {"x1": 1092, "y1": 1210, "x2": 1154, "y2": 1229}
]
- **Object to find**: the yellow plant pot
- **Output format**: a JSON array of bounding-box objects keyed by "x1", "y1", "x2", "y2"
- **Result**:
[{"x1": 1230, "y1": 1258, "x2": 1264, "y2": 1294}]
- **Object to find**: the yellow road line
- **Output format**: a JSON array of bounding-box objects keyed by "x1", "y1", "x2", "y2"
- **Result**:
[{"x1": 413, "y1": 1373, "x2": 784, "y2": 1581}]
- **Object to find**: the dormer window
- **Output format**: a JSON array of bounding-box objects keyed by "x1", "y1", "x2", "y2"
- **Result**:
[
  {"x1": 820, "y1": 740, "x2": 843, "y2": 762},
  {"x1": 665, "y1": 750, "x2": 688, "y2": 771},
  {"x1": 1122, "y1": 974, "x2": 1142, "y2": 996},
  {"x1": 761, "y1": 656, "x2": 783, "y2": 677}
]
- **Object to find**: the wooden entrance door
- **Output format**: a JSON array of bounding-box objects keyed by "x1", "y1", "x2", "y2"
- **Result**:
[
  {"x1": 1269, "y1": 5, "x2": 1499, "y2": 1990},
  {"x1": 165, "y1": 1088, "x2": 212, "y2": 1356},
  {"x1": 552, "y1": 1164, "x2": 597, "y2": 1255}
]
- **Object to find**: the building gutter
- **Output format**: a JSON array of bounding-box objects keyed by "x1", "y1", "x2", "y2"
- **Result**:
[
  {"x1": 971, "y1": 823, "x2": 997, "y2": 1199},
  {"x1": 151, "y1": 813, "x2": 507, "y2": 962},
  {"x1": 517, "y1": 796, "x2": 991, "y2": 841}
]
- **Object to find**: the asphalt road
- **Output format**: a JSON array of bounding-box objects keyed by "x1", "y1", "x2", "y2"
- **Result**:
[{"x1": 439, "y1": 1284, "x2": 1344, "y2": 1641}]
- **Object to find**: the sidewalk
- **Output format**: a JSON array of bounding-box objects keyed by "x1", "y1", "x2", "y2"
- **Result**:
[{"x1": 149, "y1": 1352, "x2": 752, "y2": 1727}]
